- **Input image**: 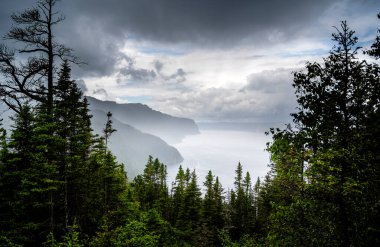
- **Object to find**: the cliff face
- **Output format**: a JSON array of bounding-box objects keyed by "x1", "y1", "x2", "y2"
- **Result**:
[
  {"x1": 0, "y1": 97, "x2": 199, "y2": 178},
  {"x1": 87, "y1": 96, "x2": 201, "y2": 177},
  {"x1": 87, "y1": 96, "x2": 199, "y2": 144},
  {"x1": 90, "y1": 109, "x2": 183, "y2": 177}
]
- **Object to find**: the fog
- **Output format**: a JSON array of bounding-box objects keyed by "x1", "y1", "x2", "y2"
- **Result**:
[{"x1": 168, "y1": 129, "x2": 272, "y2": 191}]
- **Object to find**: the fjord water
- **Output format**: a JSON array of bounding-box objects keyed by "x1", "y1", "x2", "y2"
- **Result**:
[{"x1": 169, "y1": 129, "x2": 272, "y2": 190}]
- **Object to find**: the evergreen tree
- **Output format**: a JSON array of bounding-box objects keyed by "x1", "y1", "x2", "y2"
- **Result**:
[
  {"x1": 53, "y1": 61, "x2": 93, "y2": 232},
  {"x1": 103, "y1": 111, "x2": 116, "y2": 152},
  {"x1": 242, "y1": 171, "x2": 255, "y2": 235},
  {"x1": 0, "y1": 106, "x2": 61, "y2": 245},
  {"x1": 266, "y1": 21, "x2": 380, "y2": 246},
  {"x1": 132, "y1": 156, "x2": 169, "y2": 214},
  {"x1": 200, "y1": 171, "x2": 225, "y2": 246},
  {"x1": 174, "y1": 169, "x2": 202, "y2": 244},
  {"x1": 170, "y1": 165, "x2": 186, "y2": 225},
  {"x1": 213, "y1": 176, "x2": 225, "y2": 230},
  {"x1": 230, "y1": 162, "x2": 246, "y2": 240},
  {"x1": 367, "y1": 13, "x2": 380, "y2": 58}
]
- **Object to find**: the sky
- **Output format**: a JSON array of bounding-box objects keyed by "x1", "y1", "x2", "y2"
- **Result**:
[{"x1": 0, "y1": 0, "x2": 379, "y2": 123}]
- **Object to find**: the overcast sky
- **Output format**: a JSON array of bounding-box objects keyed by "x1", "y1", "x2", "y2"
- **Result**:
[{"x1": 1, "y1": 0, "x2": 379, "y2": 123}]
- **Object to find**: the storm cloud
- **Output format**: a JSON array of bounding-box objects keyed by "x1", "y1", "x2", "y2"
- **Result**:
[
  {"x1": 62, "y1": 0, "x2": 336, "y2": 45},
  {"x1": 0, "y1": 0, "x2": 378, "y2": 123}
]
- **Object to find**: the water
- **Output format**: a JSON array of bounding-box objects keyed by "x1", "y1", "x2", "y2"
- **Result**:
[{"x1": 168, "y1": 130, "x2": 272, "y2": 191}]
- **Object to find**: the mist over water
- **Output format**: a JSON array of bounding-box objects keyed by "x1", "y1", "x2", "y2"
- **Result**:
[{"x1": 168, "y1": 129, "x2": 272, "y2": 191}]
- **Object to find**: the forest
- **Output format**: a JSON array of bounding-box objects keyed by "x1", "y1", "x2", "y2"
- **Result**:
[{"x1": 0, "y1": 0, "x2": 379, "y2": 246}]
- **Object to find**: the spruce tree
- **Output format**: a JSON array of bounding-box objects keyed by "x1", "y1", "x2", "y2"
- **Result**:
[
  {"x1": 230, "y1": 162, "x2": 246, "y2": 240},
  {"x1": 171, "y1": 165, "x2": 186, "y2": 225},
  {"x1": 200, "y1": 171, "x2": 225, "y2": 246},
  {"x1": 132, "y1": 156, "x2": 169, "y2": 214},
  {"x1": 0, "y1": 105, "x2": 61, "y2": 245},
  {"x1": 266, "y1": 21, "x2": 380, "y2": 246},
  {"x1": 53, "y1": 61, "x2": 93, "y2": 232}
]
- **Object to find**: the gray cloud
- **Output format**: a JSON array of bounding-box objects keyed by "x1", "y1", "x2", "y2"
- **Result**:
[
  {"x1": 169, "y1": 68, "x2": 186, "y2": 83},
  {"x1": 119, "y1": 56, "x2": 157, "y2": 82},
  {"x1": 119, "y1": 67, "x2": 156, "y2": 82},
  {"x1": 63, "y1": 0, "x2": 337, "y2": 46},
  {"x1": 117, "y1": 58, "x2": 187, "y2": 85},
  {"x1": 0, "y1": 0, "x2": 377, "y2": 123},
  {"x1": 91, "y1": 88, "x2": 110, "y2": 101},
  {"x1": 0, "y1": 0, "x2": 376, "y2": 79},
  {"x1": 154, "y1": 60, "x2": 187, "y2": 83},
  {"x1": 150, "y1": 68, "x2": 298, "y2": 122},
  {"x1": 244, "y1": 68, "x2": 294, "y2": 94},
  {"x1": 153, "y1": 60, "x2": 164, "y2": 72},
  {"x1": 153, "y1": 82, "x2": 296, "y2": 122},
  {"x1": 76, "y1": 79, "x2": 88, "y2": 93}
]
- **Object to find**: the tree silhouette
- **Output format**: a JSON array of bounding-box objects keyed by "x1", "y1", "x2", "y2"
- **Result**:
[{"x1": 0, "y1": 0, "x2": 79, "y2": 114}]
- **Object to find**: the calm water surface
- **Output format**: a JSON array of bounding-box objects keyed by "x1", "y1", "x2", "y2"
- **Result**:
[{"x1": 169, "y1": 130, "x2": 272, "y2": 190}]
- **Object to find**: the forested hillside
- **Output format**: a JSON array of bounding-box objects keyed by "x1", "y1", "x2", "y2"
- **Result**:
[{"x1": 0, "y1": 1, "x2": 379, "y2": 246}]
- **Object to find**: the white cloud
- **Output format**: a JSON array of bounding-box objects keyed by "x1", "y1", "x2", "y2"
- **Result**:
[{"x1": 70, "y1": 0, "x2": 378, "y2": 123}]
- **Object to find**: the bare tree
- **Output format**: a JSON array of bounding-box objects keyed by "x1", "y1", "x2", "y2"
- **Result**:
[{"x1": 0, "y1": 0, "x2": 79, "y2": 114}]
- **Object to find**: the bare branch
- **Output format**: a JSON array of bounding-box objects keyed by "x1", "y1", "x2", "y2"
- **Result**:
[{"x1": 20, "y1": 48, "x2": 49, "y2": 54}]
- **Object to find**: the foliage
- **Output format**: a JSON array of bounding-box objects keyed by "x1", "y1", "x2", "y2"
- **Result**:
[
  {"x1": 265, "y1": 20, "x2": 380, "y2": 246},
  {"x1": 0, "y1": 1, "x2": 379, "y2": 246}
]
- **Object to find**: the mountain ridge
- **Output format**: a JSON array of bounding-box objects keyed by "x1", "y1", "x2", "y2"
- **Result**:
[
  {"x1": 86, "y1": 96, "x2": 200, "y2": 144},
  {"x1": 90, "y1": 108, "x2": 183, "y2": 177}
]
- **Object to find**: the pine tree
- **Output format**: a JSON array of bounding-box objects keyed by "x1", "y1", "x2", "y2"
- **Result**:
[
  {"x1": 213, "y1": 176, "x2": 225, "y2": 230},
  {"x1": 132, "y1": 156, "x2": 169, "y2": 214},
  {"x1": 367, "y1": 13, "x2": 380, "y2": 59},
  {"x1": 181, "y1": 170, "x2": 202, "y2": 243},
  {"x1": 170, "y1": 165, "x2": 186, "y2": 225},
  {"x1": 53, "y1": 61, "x2": 93, "y2": 232},
  {"x1": 230, "y1": 162, "x2": 246, "y2": 240},
  {"x1": 200, "y1": 171, "x2": 225, "y2": 246},
  {"x1": 242, "y1": 171, "x2": 255, "y2": 234},
  {"x1": 266, "y1": 21, "x2": 380, "y2": 246},
  {"x1": 103, "y1": 111, "x2": 116, "y2": 152},
  {"x1": 0, "y1": 106, "x2": 61, "y2": 245}
]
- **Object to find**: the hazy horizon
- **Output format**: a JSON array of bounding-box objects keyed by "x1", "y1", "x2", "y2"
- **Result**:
[{"x1": 169, "y1": 128, "x2": 272, "y2": 191}]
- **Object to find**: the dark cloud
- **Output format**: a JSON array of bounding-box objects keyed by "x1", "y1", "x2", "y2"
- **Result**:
[
  {"x1": 118, "y1": 56, "x2": 157, "y2": 82},
  {"x1": 0, "y1": 0, "x2": 377, "y2": 123},
  {"x1": 115, "y1": 57, "x2": 187, "y2": 85},
  {"x1": 119, "y1": 67, "x2": 156, "y2": 82},
  {"x1": 63, "y1": 0, "x2": 337, "y2": 46},
  {"x1": 0, "y1": 0, "x2": 376, "y2": 79}
]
